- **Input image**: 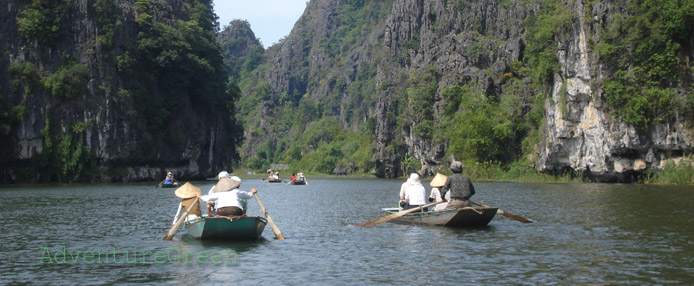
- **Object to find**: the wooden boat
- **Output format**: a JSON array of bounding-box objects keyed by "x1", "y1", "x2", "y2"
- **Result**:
[
  {"x1": 290, "y1": 177, "x2": 306, "y2": 185},
  {"x1": 381, "y1": 206, "x2": 498, "y2": 227},
  {"x1": 267, "y1": 178, "x2": 283, "y2": 183},
  {"x1": 184, "y1": 216, "x2": 267, "y2": 240},
  {"x1": 160, "y1": 183, "x2": 177, "y2": 188}
]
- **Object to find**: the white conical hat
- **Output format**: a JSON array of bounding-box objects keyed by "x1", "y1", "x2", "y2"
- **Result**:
[
  {"x1": 430, "y1": 173, "x2": 448, "y2": 187},
  {"x1": 174, "y1": 182, "x2": 201, "y2": 199},
  {"x1": 214, "y1": 177, "x2": 240, "y2": 192}
]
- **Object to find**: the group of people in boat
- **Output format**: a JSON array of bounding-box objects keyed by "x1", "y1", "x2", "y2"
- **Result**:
[
  {"x1": 169, "y1": 160, "x2": 473, "y2": 225},
  {"x1": 171, "y1": 171, "x2": 257, "y2": 225},
  {"x1": 266, "y1": 169, "x2": 282, "y2": 182},
  {"x1": 399, "y1": 160, "x2": 475, "y2": 212}
]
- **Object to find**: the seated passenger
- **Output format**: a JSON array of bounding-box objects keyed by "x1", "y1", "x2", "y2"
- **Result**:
[
  {"x1": 160, "y1": 171, "x2": 177, "y2": 186},
  {"x1": 172, "y1": 182, "x2": 202, "y2": 225},
  {"x1": 197, "y1": 176, "x2": 256, "y2": 216},
  {"x1": 403, "y1": 173, "x2": 428, "y2": 212},
  {"x1": 428, "y1": 173, "x2": 449, "y2": 211},
  {"x1": 206, "y1": 171, "x2": 231, "y2": 216}
]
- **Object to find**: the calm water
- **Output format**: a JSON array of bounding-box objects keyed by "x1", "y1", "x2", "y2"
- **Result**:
[{"x1": 1, "y1": 179, "x2": 693, "y2": 285}]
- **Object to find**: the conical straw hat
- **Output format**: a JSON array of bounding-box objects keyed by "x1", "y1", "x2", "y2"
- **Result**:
[
  {"x1": 174, "y1": 182, "x2": 201, "y2": 199},
  {"x1": 430, "y1": 173, "x2": 448, "y2": 187},
  {"x1": 214, "y1": 177, "x2": 240, "y2": 192}
]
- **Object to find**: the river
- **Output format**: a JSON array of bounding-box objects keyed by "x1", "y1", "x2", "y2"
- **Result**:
[{"x1": 1, "y1": 178, "x2": 693, "y2": 285}]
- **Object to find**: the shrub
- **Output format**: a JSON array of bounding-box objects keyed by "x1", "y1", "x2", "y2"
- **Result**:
[
  {"x1": 16, "y1": 0, "x2": 66, "y2": 45},
  {"x1": 43, "y1": 63, "x2": 90, "y2": 99}
]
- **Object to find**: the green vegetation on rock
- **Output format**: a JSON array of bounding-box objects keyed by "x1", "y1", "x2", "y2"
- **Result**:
[
  {"x1": 597, "y1": 0, "x2": 694, "y2": 132},
  {"x1": 16, "y1": 0, "x2": 66, "y2": 45}
]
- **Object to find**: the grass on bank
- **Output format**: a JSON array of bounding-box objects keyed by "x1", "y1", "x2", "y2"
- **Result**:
[
  {"x1": 642, "y1": 163, "x2": 694, "y2": 185},
  {"x1": 233, "y1": 157, "x2": 694, "y2": 186}
]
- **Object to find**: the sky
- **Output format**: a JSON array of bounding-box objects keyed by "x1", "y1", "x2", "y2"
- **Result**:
[{"x1": 213, "y1": 0, "x2": 309, "y2": 48}]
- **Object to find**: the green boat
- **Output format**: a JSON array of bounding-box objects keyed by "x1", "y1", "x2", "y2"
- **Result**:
[
  {"x1": 184, "y1": 216, "x2": 267, "y2": 240},
  {"x1": 160, "y1": 184, "x2": 176, "y2": 188}
]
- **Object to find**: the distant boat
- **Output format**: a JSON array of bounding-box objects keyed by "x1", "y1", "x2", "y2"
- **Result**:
[
  {"x1": 184, "y1": 216, "x2": 267, "y2": 240},
  {"x1": 159, "y1": 183, "x2": 178, "y2": 188},
  {"x1": 381, "y1": 206, "x2": 497, "y2": 227},
  {"x1": 292, "y1": 179, "x2": 306, "y2": 185},
  {"x1": 289, "y1": 173, "x2": 308, "y2": 185},
  {"x1": 290, "y1": 178, "x2": 306, "y2": 185},
  {"x1": 267, "y1": 178, "x2": 283, "y2": 183}
]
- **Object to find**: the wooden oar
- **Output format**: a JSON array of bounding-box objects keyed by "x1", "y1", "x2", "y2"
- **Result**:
[
  {"x1": 472, "y1": 201, "x2": 533, "y2": 223},
  {"x1": 254, "y1": 192, "x2": 285, "y2": 240},
  {"x1": 356, "y1": 200, "x2": 445, "y2": 227},
  {"x1": 164, "y1": 198, "x2": 199, "y2": 240}
]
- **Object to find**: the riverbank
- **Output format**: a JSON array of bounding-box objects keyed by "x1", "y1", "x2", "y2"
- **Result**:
[{"x1": 233, "y1": 159, "x2": 694, "y2": 186}]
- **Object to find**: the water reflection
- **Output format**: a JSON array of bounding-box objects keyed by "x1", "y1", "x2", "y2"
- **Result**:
[{"x1": 1, "y1": 180, "x2": 693, "y2": 284}]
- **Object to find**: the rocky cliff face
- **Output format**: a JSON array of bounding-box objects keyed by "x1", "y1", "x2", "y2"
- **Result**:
[
  {"x1": 373, "y1": 0, "x2": 536, "y2": 177},
  {"x1": 537, "y1": 1, "x2": 693, "y2": 181},
  {"x1": 1, "y1": 0, "x2": 239, "y2": 183},
  {"x1": 225, "y1": 0, "x2": 693, "y2": 181},
  {"x1": 217, "y1": 20, "x2": 264, "y2": 83}
]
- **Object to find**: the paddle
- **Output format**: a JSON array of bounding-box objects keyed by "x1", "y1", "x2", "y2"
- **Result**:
[
  {"x1": 164, "y1": 198, "x2": 199, "y2": 240},
  {"x1": 356, "y1": 200, "x2": 445, "y2": 227},
  {"x1": 254, "y1": 191, "x2": 285, "y2": 240},
  {"x1": 472, "y1": 201, "x2": 532, "y2": 223}
]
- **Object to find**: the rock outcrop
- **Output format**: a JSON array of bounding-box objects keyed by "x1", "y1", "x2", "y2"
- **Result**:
[
  {"x1": 1, "y1": 0, "x2": 239, "y2": 183},
  {"x1": 215, "y1": 0, "x2": 694, "y2": 181},
  {"x1": 535, "y1": 1, "x2": 693, "y2": 181}
]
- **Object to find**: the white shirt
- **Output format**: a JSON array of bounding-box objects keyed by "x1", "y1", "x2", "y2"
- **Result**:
[
  {"x1": 405, "y1": 183, "x2": 426, "y2": 205},
  {"x1": 430, "y1": 187, "x2": 450, "y2": 211},
  {"x1": 200, "y1": 189, "x2": 253, "y2": 209}
]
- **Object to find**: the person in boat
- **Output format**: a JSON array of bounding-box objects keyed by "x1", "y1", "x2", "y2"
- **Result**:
[
  {"x1": 398, "y1": 167, "x2": 417, "y2": 209},
  {"x1": 269, "y1": 172, "x2": 280, "y2": 182},
  {"x1": 428, "y1": 173, "x2": 449, "y2": 211},
  {"x1": 440, "y1": 161, "x2": 476, "y2": 208},
  {"x1": 172, "y1": 183, "x2": 203, "y2": 225},
  {"x1": 197, "y1": 176, "x2": 256, "y2": 216},
  {"x1": 290, "y1": 173, "x2": 297, "y2": 183},
  {"x1": 297, "y1": 172, "x2": 306, "y2": 184},
  {"x1": 205, "y1": 171, "x2": 231, "y2": 216},
  {"x1": 400, "y1": 173, "x2": 428, "y2": 212},
  {"x1": 159, "y1": 171, "x2": 177, "y2": 186}
]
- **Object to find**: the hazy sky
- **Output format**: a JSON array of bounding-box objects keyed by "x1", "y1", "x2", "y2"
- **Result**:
[{"x1": 213, "y1": 0, "x2": 309, "y2": 48}]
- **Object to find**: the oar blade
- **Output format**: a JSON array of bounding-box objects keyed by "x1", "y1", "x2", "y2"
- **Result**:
[
  {"x1": 498, "y1": 210, "x2": 533, "y2": 223},
  {"x1": 356, "y1": 212, "x2": 405, "y2": 228},
  {"x1": 356, "y1": 201, "x2": 444, "y2": 227}
]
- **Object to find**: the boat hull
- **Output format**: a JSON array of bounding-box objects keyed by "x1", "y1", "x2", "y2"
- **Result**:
[
  {"x1": 184, "y1": 217, "x2": 267, "y2": 240},
  {"x1": 382, "y1": 207, "x2": 498, "y2": 227},
  {"x1": 160, "y1": 184, "x2": 176, "y2": 188}
]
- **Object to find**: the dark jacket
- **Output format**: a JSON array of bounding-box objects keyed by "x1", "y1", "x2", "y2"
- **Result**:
[{"x1": 441, "y1": 173, "x2": 475, "y2": 201}]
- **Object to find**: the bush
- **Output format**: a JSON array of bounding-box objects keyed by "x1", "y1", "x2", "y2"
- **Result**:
[
  {"x1": 16, "y1": 0, "x2": 66, "y2": 45},
  {"x1": 43, "y1": 63, "x2": 90, "y2": 99},
  {"x1": 9, "y1": 61, "x2": 41, "y2": 95}
]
